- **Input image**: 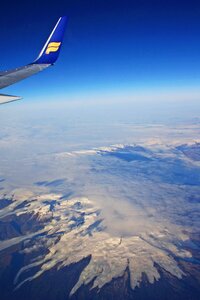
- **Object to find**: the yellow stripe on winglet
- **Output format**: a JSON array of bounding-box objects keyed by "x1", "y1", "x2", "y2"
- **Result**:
[{"x1": 45, "y1": 42, "x2": 61, "y2": 54}]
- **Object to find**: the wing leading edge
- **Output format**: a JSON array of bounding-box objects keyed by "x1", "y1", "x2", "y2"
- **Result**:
[{"x1": 0, "y1": 16, "x2": 67, "y2": 105}]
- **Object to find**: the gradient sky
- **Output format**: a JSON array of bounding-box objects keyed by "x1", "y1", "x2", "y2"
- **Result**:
[{"x1": 1, "y1": 0, "x2": 200, "y2": 101}]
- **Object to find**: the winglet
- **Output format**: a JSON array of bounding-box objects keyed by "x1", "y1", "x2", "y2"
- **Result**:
[{"x1": 34, "y1": 16, "x2": 67, "y2": 65}]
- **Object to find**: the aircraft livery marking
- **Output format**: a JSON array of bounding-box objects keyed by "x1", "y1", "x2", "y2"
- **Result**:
[{"x1": 45, "y1": 42, "x2": 61, "y2": 54}]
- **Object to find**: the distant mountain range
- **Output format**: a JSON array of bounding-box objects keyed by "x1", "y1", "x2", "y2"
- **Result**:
[{"x1": 0, "y1": 142, "x2": 200, "y2": 300}]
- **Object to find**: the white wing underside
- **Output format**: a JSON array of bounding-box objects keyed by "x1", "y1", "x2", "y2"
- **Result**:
[{"x1": 0, "y1": 94, "x2": 22, "y2": 105}]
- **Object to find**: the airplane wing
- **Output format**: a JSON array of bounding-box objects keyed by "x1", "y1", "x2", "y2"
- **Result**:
[{"x1": 0, "y1": 16, "x2": 67, "y2": 105}]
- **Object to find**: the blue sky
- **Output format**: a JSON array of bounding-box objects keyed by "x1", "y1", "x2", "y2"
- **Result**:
[{"x1": 1, "y1": 0, "x2": 200, "y2": 101}]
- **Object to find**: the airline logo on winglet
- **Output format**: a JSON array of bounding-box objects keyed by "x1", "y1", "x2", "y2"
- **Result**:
[{"x1": 45, "y1": 42, "x2": 61, "y2": 54}]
